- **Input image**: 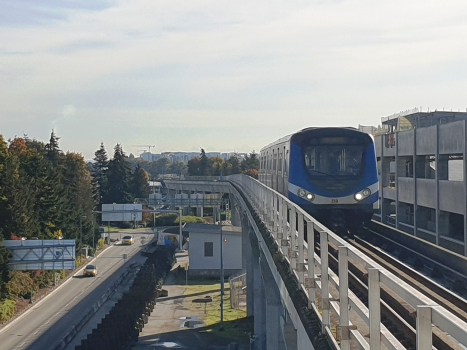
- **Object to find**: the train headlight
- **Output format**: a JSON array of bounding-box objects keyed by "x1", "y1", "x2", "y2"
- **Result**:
[
  {"x1": 297, "y1": 189, "x2": 307, "y2": 197},
  {"x1": 354, "y1": 188, "x2": 371, "y2": 201},
  {"x1": 306, "y1": 193, "x2": 314, "y2": 201}
]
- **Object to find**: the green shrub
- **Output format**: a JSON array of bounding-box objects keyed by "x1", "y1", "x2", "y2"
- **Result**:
[
  {"x1": 76, "y1": 255, "x2": 85, "y2": 268},
  {"x1": 97, "y1": 238, "x2": 105, "y2": 249},
  {"x1": 156, "y1": 214, "x2": 179, "y2": 226},
  {"x1": 34, "y1": 270, "x2": 55, "y2": 288},
  {"x1": 0, "y1": 299, "x2": 16, "y2": 321},
  {"x1": 7, "y1": 271, "x2": 34, "y2": 297},
  {"x1": 115, "y1": 221, "x2": 132, "y2": 229},
  {"x1": 59, "y1": 270, "x2": 65, "y2": 279},
  {"x1": 174, "y1": 215, "x2": 205, "y2": 224}
]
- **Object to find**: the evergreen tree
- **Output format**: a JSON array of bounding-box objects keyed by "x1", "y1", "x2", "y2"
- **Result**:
[
  {"x1": 0, "y1": 132, "x2": 96, "y2": 296},
  {"x1": 106, "y1": 144, "x2": 133, "y2": 204},
  {"x1": 45, "y1": 130, "x2": 61, "y2": 164},
  {"x1": 228, "y1": 153, "x2": 241, "y2": 174},
  {"x1": 187, "y1": 157, "x2": 201, "y2": 176},
  {"x1": 241, "y1": 152, "x2": 260, "y2": 172},
  {"x1": 132, "y1": 164, "x2": 150, "y2": 198},
  {"x1": 91, "y1": 142, "x2": 109, "y2": 207},
  {"x1": 199, "y1": 149, "x2": 210, "y2": 176}
]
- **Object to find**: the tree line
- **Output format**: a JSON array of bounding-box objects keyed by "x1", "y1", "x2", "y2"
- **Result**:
[
  {"x1": 0, "y1": 132, "x2": 259, "y2": 316},
  {"x1": 187, "y1": 149, "x2": 259, "y2": 178},
  {"x1": 0, "y1": 133, "x2": 150, "y2": 313}
]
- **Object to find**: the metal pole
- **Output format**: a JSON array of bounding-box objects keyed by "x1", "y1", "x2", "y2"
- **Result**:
[
  {"x1": 80, "y1": 217, "x2": 82, "y2": 253},
  {"x1": 220, "y1": 205, "x2": 224, "y2": 328},
  {"x1": 179, "y1": 208, "x2": 183, "y2": 250},
  {"x1": 92, "y1": 214, "x2": 95, "y2": 254}
]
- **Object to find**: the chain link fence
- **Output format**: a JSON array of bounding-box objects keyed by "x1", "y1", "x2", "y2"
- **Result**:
[{"x1": 229, "y1": 273, "x2": 247, "y2": 311}]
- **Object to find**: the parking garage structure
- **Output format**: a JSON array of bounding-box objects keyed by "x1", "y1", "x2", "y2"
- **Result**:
[{"x1": 374, "y1": 111, "x2": 467, "y2": 256}]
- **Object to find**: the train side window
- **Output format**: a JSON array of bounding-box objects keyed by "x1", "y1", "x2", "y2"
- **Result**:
[
  {"x1": 285, "y1": 150, "x2": 289, "y2": 174},
  {"x1": 273, "y1": 152, "x2": 277, "y2": 171},
  {"x1": 272, "y1": 151, "x2": 275, "y2": 171}
]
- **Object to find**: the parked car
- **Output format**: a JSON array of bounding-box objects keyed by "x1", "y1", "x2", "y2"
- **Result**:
[
  {"x1": 83, "y1": 264, "x2": 98, "y2": 277},
  {"x1": 122, "y1": 235, "x2": 134, "y2": 245}
]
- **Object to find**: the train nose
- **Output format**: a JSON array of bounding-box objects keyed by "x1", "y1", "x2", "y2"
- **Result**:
[{"x1": 329, "y1": 209, "x2": 346, "y2": 228}]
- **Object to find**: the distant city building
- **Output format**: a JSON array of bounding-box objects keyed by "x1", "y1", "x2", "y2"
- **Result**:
[{"x1": 139, "y1": 151, "x2": 248, "y2": 162}]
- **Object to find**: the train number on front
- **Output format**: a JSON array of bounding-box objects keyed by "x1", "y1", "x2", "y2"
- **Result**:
[{"x1": 331, "y1": 199, "x2": 338, "y2": 204}]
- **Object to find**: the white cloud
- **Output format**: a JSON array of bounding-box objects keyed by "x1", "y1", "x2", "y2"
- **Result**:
[{"x1": 1, "y1": 0, "x2": 467, "y2": 158}]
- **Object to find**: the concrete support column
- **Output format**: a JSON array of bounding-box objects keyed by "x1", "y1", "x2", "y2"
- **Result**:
[
  {"x1": 196, "y1": 206, "x2": 203, "y2": 218},
  {"x1": 253, "y1": 253, "x2": 266, "y2": 349},
  {"x1": 168, "y1": 189, "x2": 176, "y2": 210},
  {"x1": 241, "y1": 210, "x2": 255, "y2": 316},
  {"x1": 260, "y1": 252, "x2": 286, "y2": 350}
]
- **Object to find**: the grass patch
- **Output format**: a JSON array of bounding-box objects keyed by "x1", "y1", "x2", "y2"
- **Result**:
[{"x1": 175, "y1": 273, "x2": 252, "y2": 344}]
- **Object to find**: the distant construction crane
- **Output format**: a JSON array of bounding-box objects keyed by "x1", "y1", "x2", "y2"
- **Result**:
[{"x1": 132, "y1": 145, "x2": 156, "y2": 153}]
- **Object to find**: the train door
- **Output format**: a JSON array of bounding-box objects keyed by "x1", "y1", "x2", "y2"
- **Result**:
[
  {"x1": 278, "y1": 150, "x2": 283, "y2": 194},
  {"x1": 259, "y1": 154, "x2": 264, "y2": 183},
  {"x1": 272, "y1": 149, "x2": 276, "y2": 190},
  {"x1": 283, "y1": 147, "x2": 289, "y2": 196},
  {"x1": 267, "y1": 151, "x2": 271, "y2": 187}
]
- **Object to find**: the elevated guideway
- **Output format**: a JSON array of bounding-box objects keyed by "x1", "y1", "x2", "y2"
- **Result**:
[{"x1": 164, "y1": 175, "x2": 467, "y2": 350}]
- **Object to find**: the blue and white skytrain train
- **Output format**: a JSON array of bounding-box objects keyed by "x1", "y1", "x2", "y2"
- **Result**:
[{"x1": 259, "y1": 127, "x2": 378, "y2": 230}]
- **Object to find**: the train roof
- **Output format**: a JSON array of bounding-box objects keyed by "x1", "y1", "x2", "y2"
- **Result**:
[{"x1": 260, "y1": 127, "x2": 361, "y2": 152}]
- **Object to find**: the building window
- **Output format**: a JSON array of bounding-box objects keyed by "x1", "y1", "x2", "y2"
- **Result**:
[{"x1": 204, "y1": 242, "x2": 213, "y2": 257}]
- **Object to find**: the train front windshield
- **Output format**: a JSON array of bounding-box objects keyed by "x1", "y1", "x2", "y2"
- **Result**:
[{"x1": 303, "y1": 140, "x2": 364, "y2": 177}]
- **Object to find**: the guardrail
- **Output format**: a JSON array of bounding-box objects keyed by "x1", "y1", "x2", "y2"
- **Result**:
[{"x1": 228, "y1": 174, "x2": 467, "y2": 350}]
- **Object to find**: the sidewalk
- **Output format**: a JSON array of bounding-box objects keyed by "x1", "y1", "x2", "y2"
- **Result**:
[{"x1": 132, "y1": 251, "x2": 207, "y2": 349}]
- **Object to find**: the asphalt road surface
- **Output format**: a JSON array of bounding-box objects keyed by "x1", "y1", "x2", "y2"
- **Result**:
[{"x1": 0, "y1": 229, "x2": 154, "y2": 350}]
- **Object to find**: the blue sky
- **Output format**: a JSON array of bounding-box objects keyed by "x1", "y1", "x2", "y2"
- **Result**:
[{"x1": 2, "y1": 0, "x2": 467, "y2": 159}]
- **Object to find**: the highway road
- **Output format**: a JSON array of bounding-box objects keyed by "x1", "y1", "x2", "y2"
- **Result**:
[{"x1": 0, "y1": 229, "x2": 155, "y2": 350}]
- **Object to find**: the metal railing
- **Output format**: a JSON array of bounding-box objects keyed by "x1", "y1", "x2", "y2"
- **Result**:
[{"x1": 228, "y1": 174, "x2": 467, "y2": 350}]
